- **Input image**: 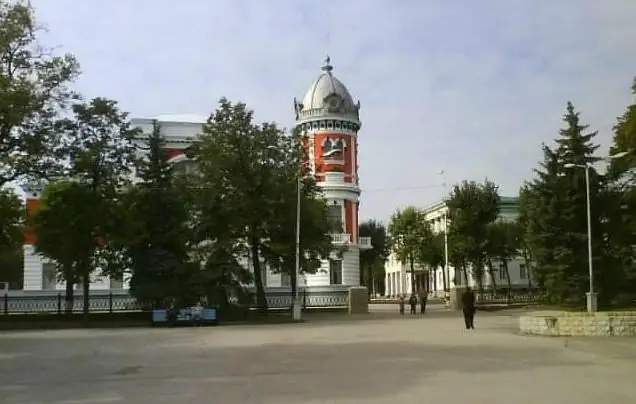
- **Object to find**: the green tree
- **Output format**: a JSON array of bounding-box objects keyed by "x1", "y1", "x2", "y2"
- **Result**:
[
  {"x1": 117, "y1": 121, "x2": 196, "y2": 308},
  {"x1": 0, "y1": 189, "x2": 24, "y2": 288},
  {"x1": 486, "y1": 220, "x2": 520, "y2": 299},
  {"x1": 516, "y1": 184, "x2": 535, "y2": 289},
  {"x1": 604, "y1": 78, "x2": 636, "y2": 302},
  {"x1": 416, "y1": 231, "x2": 445, "y2": 293},
  {"x1": 0, "y1": 1, "x2": 80, "y2": 186},
  {"x1": 524, "y1": 103, "x2": 604, "y2": 305},
  {"x1": 388, "y1": 206, "x2": 431, "y2": 294},
  {"x1": 40, "y1": 98, "x2": 137, "y2": 317},
  {"x1": 32, "y1": 181, "x2": 96, "y2": 312},
  {"x1": 190, "y1": 99, "x2": 335, "y2": 312},
  {"x1": 446, "y1": 180, "x2": 500, "y2": 292},
  {"x1": 359, "y1": 219, "x2": 390, "y2": 296}
]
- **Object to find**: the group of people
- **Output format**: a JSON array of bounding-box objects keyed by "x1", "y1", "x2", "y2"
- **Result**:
[
  {"x1": 396, "y1": 287, "x2": 477, "y2": 330},
  {"x1": 398, "y1": 291, "x2": 428, "y2": 315}
]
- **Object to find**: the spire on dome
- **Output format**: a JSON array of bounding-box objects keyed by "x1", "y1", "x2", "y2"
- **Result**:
[{"x1": 321, "y1": 55, "x2": 333, "y2": 73}]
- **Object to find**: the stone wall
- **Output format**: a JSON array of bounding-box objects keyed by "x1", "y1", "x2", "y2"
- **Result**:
[{"x1": 519, "y1": 311, "x2": 636, "y2": 337}]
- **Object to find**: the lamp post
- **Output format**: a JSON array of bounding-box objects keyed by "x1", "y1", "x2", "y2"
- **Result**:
[
  {"x1": 439, "y1": 171, "x2": 450, "y2": 294},
  {"x1": 563, "y1": 151, "x2": 628, "y2": 313},
  {"x1": 291, "y1": 147, "x2": 341, "y2": 321}
]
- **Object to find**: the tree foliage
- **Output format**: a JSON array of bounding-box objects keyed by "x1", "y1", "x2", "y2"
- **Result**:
[
  {"x1": 445, "y1": 179, "x2": 500, "y2": 291},
  {"x1": 0, "y1": 189, "x2": 24, "y2": 288},
  {"x1": 359, "y1": 219, "x2": 390, "y2": 295},
  {"x1": 522, "y1": 102, "x2": 607, "y2": 304},
  {"x1": 115, "y1": 121, "x2": 197, "y2": 308},
  {"x1": 388, "y1": 206, "x2": 431, "y2": 294},
  {"x1": 187, "y1": 99, "x2": 335, "y2": 311},
  {"x1": 0, "y1": 1, "x2": 80, "y2": 186}
]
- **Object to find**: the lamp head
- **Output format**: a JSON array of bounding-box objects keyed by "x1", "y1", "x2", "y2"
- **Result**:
[{"x1": 563, "y1": 163, "x2": 576, "y2": 168}]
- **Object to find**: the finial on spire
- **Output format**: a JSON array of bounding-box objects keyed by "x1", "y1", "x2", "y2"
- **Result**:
[{"x1": 321, "y1": 55, "x2": 333, "y2": 73}]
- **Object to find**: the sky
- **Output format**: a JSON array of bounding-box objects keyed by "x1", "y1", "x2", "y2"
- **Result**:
[{"x1": 30, "y1": 0, "x2": 636, "y2": 223}]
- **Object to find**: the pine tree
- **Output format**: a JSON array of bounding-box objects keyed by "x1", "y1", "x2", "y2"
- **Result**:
[
  {"x1": 121, "y1": 121, "x2": 196, "y2": 308},
  {"x1": 525, "y1": 103, "x2": 605, "y2": 304}
]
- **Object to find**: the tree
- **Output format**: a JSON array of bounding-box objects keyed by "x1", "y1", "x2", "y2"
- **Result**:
[
  {"x1": 0, "y1": 1, "x2": 80, "y2": 186},
  {"x1": 486, "y1": 220, "x2": 520, "y2": 298},
  {"x1": 38, "y1": 98, "x2": 137, "y2": 318},
  {"x1": 32, "y1": 181, "x2": 96, "y2": 312},
  {"x1": 516, "y1": 184, "x2": 535, "y2": 289},
  {"x1": 189, "y1": 99, "x2": 335, "y2": 312},
  {"x1": 417, "y1": 231, "x2": 445, "y2": 293},
  {"x1": 604, "y1": 78, "x2": 636, "y2": 302},
  {"x1": 445, "y1": 180, "x2": 500, "y2": 292},
  {"x1": 117, "y1": 121, "x2": 196, "y2": 308},
  {"x1": 388, "y1": 206, "x2": 430, "y2": 294},
  {"x1": 524, "y1": 103, "x2": 605, "y2": 305},
  {"x1": 0, "y1": 189, "x2": 24, "y2": 288},
  {"x1": 359, "y1": 219, "x2": 390, "y2": 296}
]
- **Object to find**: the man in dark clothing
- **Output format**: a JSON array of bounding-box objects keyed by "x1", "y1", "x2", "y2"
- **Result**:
[
  {"x1": 399, "y1": 295, "x2": 406, "y2": 315},
  {"x1": 409, "y1": 295, "x2": 417, "y2": 314},
  {"x1": 461, "y1": 287, "x2": 476, "y2": 329},
  {"x1": 419, "y1": 290, "x2": 428, "y2": 314}
]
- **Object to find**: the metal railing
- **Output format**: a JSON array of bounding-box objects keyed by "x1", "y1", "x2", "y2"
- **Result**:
[{"x1": 1, "y1": 287, "x2": 351, "y2": 315}]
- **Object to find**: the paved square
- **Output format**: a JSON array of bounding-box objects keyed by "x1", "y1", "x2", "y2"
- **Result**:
[{"x1": 1, "y1": 304, "x2": 635, "y2": 403}]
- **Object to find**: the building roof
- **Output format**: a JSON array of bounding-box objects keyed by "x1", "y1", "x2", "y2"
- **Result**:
[{"x1": 294, "y1": 56, "x2": 361, "y2": 124}]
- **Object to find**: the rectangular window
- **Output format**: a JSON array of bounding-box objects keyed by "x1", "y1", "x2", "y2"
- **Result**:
[
  {"x1": 327, "y1": 204, "x2": 343, "y2": 232},
  {"x1": 110, "y1": 276, "x2": 124, "y2": 289},
  {"x1": 281, "y1": 272, "x2": 291, "y2": 287},
  {"x1": 498, "y1": 264, "x2": 507, "y2": 280},
  {"x1": 42, "y1": 263, "x2": 57, "y2": 290},
  {"x1": 329, "y1": 259, "x2": 343, "y2": 285},
  {"x1": 519, "y1": 264, "x2": 527, "y2": 279}
]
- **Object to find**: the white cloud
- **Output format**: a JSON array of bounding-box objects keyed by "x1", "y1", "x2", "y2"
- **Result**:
[{"x1": 31, "y1": 0, "x2": 636, "y2": 221}]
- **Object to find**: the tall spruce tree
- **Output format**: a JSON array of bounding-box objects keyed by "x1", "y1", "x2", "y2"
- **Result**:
[
  {"x1": 525, "y1": 103, "x2": 605, "y2": 304},
  {"x1": 121, "y1": 121, "x2": 196, "y2": 308}
]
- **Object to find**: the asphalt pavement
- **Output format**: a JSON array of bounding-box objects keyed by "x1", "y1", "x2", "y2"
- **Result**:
[{"x1": 1, "y1": 303, "x2": 635, "y2": 403}]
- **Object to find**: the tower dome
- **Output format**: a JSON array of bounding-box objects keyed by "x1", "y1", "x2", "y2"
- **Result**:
[{"x1": 294, "y1": 56, "x2": 361, "y2": 125}]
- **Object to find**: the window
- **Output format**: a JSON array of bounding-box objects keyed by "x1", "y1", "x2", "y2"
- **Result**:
[
  {"x1": 519, "y1": 264, "x2": 527, "y2": 279},
  {"x1": 42, "y1": 263, "x2": 57, "y2": 290},
  {"x1": 327, "y1": 204, "x2": 343, "y2": 232},
  {"x1": 110, "y1": 276, "x2": 124, "y2": 289},
  {"x1": 281, "y1": 272, "x2": 291, "y2": 287},
  {"x1": 329, "y1": 260, "x2": 343, "y2": 285},
  {"x1": 498, "y1": 264, "x2": 507, "y2": 280}
]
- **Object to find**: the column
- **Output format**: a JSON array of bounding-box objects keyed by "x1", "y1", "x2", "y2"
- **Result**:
[{"x1": 385, "y1": 272, "x2": 390, "y2": 297}]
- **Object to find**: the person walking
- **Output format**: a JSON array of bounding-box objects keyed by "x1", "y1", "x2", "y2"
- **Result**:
[
  {"x1": 399, "y1": 295, "x2": 406, "y2": 315},
  {"x1": 461, "y1": 287, "x2": 476, "y2": 329},
  {"x1": 409, "y1": 294, "x2": 417, "y2": 314},
  {"x1": 419, "y1": 290, "x2": 428, "y2": 314}
]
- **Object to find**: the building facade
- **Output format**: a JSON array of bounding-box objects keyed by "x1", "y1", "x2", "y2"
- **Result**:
[
  {"x1": 21, "y1": 57, "x2": 371, "y2": 293},
  {"x1": 384, "y1": 196, "x2": 532, "y2": 298}
]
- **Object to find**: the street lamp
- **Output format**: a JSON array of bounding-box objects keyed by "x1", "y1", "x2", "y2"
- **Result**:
[
  {"x1": 439, "y1": 171, "x2": 450, "y2": 294},
  {"x1": 291, "y1": 147, "x2": 341, "y2": 321},
  {"x1": 563, "y1": 151, "x2": 628, "y2": 312}
]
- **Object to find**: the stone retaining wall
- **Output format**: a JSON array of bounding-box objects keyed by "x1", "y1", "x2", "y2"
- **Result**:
[{"x1": 519, "y1": 311, "x2": 636, "y2": 336}]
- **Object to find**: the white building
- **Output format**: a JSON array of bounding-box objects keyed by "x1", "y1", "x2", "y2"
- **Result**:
[
  {"x1": 384, "y1": 196, "x2": 532, "y2": 298},
  {"x1": 22, "y1": 57, "x2": 371, "y2": 293}
]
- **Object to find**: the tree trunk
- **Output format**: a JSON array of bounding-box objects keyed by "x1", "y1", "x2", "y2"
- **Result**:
[
  {"x1": 81, "y1": 266, "x2": 90, "y2": 322},
  {"x1": 64, "y1": 269, "x2": 74, "y2": 314},
  {"x1": 250, "y1": 239, "x2": 268, "y2": 313},
  {"x1": 461, "y1": 262, "x2": 468, "y2": 287},
  {"x1": 290, "y1": 265, "x2": 296, "y2": 309},
  {"x1": 409, "y1": 256, "x2": 416, "y2": 294},
  {"x1": 522, "y1": 248, "x2": 532, "y2": 290},
  {"x1": 503, "y1": 259, "x2": 513, "y2": 302},
  {"x1": 486, "y1": 257, "x2": 497, "y2": 294}
]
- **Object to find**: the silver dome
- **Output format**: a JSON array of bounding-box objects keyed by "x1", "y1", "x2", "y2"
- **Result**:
[{"x1": 294, "y1": 57, "x2": 360, "y2": 124}]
